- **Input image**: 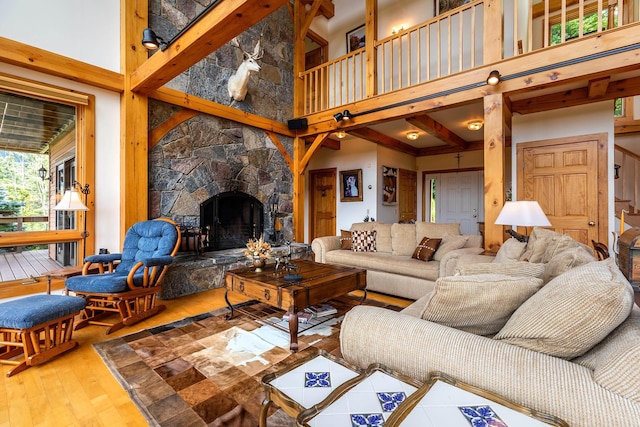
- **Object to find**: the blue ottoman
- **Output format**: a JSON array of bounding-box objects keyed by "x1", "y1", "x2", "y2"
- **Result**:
[{"x1": 0, "y1": 294, "x2": 86, "y2": 377}]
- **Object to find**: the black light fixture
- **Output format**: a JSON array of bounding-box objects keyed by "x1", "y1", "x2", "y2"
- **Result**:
[
  {"x1": 615, "y1": 164, "x2": 621, "y2": 179},
  {"x1": 142, "y1": 0, "x2": 222, "y2": 52},
  {"x1": 333, "y1": 110, "x2": 352, "y2": 122},
  {"x1": 142, "y1": 28, "x2": 167, "y2": 51},
  {"x1": 38, "y1": 165, "x2": 52, "y2": 182},
  {"x1": 486, "y1": 70, "x2": 502, "y2": 86}
]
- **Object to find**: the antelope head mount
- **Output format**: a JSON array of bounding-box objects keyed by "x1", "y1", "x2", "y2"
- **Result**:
[{"x1": 228, "y1": 36, "x2": 263, "y2": 102}]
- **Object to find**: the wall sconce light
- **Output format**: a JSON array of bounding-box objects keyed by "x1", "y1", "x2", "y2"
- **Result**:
[
  {"x1": 336, "y1": 131, "x2": 346, "y2": 139},
  {"x1": 142, "y1": 28, "x2": 167, "y2": 51},
  {"x1": 614, "y1": 164, "x2": 621, "y2": 179},
  {"x1": 391, "y1": 25, "x2": 405, "y2": 35},
  {"x1": 333, "y1": 110, "x2": 352, "y2": 122},
  {"x1": 406, "y1": 131, "x2": 419, "y2": 140},
  {"x1": 38, "y1": 165, "x2": 52, "y2": 182},
  {"x1": 467, "y1": 120, "x2": 484, "y2": 131},
  {"x1": 486, "y1": 70, "x2": 501, "y2": 86}
]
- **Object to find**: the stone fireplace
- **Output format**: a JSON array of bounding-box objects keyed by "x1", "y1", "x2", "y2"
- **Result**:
[{"x1": 201, "y1": 191, "x2": 264, "y2": 251}]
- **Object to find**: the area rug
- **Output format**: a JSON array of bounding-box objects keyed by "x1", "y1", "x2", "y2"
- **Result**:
[{"x1": 94, "y1": 296, "x2": 401, "y2": 427}]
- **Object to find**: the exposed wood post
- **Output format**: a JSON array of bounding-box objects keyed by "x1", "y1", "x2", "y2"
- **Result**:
[
  {"x1": 483, "y1": 93, "x2": 509, "y2": 252},
  {"x1": 293, "y1": 0, "x2": 306, "y2": 117},
  {"x1": 483, "y1": 0, "x2": 503, "y2": 64},
  {"x1": 293, "y1": 136, "x2": 306, "y2": 242},
  {"x1": 121, "y1": 0, "x2": 150, "y2": 240},
  {"x1": 365, "y1": 0, "x2": 377, "y2": 97}
]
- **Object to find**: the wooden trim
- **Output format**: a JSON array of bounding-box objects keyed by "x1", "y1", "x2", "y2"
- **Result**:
[
  {"x1": 149, "y1": 109, "x2": 199, "y2": 149},
  {"x1": 0, "y1": 37, "x2": 123, "y2": 93},
  {"x1": 0, "y1": 76, "x2": 95, "y2": 260}
]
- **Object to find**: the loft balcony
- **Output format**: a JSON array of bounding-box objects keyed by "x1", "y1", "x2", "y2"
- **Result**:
[{"x1": 300, "y1": 0, "x2": 639, "y2": 115}]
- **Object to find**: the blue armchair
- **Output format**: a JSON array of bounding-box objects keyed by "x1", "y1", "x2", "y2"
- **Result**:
[{"x1": 65, "y1": 218, "x2": 181, "y2": 334}]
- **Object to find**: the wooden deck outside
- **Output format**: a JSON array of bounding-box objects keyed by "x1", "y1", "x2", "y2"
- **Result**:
[{"x1": 0, "y1": 249, "x2": 62, "y2": 282}]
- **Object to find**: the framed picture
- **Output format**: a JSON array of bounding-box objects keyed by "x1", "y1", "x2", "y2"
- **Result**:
[
  {"x1": 346, "y1": 24, "x2": 366, "y2": 53},
  {"x1": 340, "y1": 169, "x2": 363, "y2": 202},
  {"x1": 382, "y1": 166, "x2": 398, "y2": 205}
]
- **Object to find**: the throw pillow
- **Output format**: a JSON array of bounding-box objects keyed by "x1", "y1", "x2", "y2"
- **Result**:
[
  {"x1": 494, "y1": 258, "x2": 634, "y2": 358},
  {"x1": 494, "y1": 238, "x2": 527, "y2": 263},
  {"x1": 541, "y1": 245, "x2": 595, "y2": 284},
  {"x1": 432, "y1": 233, "x2": 468, "y2": 261},
  {"x1": 412, "y1": 237, "x2": 442, "y2": 262},
  {"x1": 391, "y1": 223, "x2": 417, "y2": 256},
  {"x1": 420, "y1": 274, "x2": 544, "y2": 335},
  {"x1": 340, "y1": 229, "x2": 352, "y2": 250},
  {"x1": 351, "y1": 230, "x2": 377, "y2": 252},
  {"x1": 456, "y1": 261, "x2": 545, "y2": 279}
]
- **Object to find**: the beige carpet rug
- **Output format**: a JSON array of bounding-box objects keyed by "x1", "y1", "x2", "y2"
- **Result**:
[{"x1": 94, "y1": 296, "x2": 401, "y2": 427}]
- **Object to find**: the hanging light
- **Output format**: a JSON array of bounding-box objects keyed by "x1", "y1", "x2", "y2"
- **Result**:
[
  {"x1": 336, "y1": 131, "x2": 346, "y2": 139},
  {"x1": 467, "y1": 120, "x2": 484, "y2": 131},
  {"x1": 406, "y1": 131, "x2": 419, "y2": 141}
]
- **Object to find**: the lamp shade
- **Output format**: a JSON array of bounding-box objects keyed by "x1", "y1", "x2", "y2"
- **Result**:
[
  {"x1": 495, "y1": 201, "x2": 551, "y2": 227},
  {"x1": 54, "y1": 189, "x2": 88, "y2": 211}
]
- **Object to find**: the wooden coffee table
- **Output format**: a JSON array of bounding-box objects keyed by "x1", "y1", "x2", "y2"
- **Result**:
[{"x1": 224, "y1": 259, "x2": 366, "y2": 352}]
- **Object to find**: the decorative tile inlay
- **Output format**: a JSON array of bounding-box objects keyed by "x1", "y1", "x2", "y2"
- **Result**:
[
  {"x1": 376, "y1": 391, "x2": 406, "y2": 412},
  {"x1": 350, "y1": 413, "x2": 384, "y2": 427},
  {"x1": 304, "y1": 371, "x2": 331, "y2": 387},
  {"x1": 458, "y1": 405, "x2": 509, "y2": 427}
]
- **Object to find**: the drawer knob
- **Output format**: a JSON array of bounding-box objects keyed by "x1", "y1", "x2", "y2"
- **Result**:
[{"x1": 264, "y1": 289, "x2": 270, "y2": 301}]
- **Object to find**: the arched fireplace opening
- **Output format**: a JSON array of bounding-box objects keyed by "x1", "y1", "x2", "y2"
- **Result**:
[{"x1": 200, "y1": 192, "x2": 264, "y2": 251}]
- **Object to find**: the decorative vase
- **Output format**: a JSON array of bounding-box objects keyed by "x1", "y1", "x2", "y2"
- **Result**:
[{"x1": 253, "y1": 256, "x2": 266, "y2": 272}]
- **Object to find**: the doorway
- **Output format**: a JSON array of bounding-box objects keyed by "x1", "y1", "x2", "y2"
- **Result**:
[
  {"x1": 309, "y1": 168, "x2": 337, "y2": 241},
  {"x1": 398, "y1": 168, "x2": 417, "y2": 222},
  {"x1": 516, "y1": 133, "x2": 608, "y2": 245}
]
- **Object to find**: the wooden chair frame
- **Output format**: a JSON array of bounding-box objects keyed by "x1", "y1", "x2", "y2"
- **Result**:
[{"x1": 71, "y1": 218, "x2": 181, "y2": 334}]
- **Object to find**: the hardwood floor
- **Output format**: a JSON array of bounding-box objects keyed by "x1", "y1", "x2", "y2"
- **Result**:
[{"x1": 0, "y1": 288, "x2": 411, "y2": 426}]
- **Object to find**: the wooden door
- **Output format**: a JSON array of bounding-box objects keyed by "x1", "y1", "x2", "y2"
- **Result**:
[
  {"x1": 398, "y1": 168, "x2": 417, "y2": 222},
  {"x1": 517, "y1": 133, "x2": 607, "y2": 245},
  {"x1": 309, "y1": 168, "x2": 337, "y2": 241}
]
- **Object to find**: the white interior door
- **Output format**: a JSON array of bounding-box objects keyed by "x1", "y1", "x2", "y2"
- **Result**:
[{"x1": 438, "y1": 171, "x2": 483, "y2": 235}]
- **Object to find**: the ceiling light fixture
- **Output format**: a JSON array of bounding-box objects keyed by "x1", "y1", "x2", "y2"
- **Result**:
[
  {"x1": 406, "y1": 131, "x2": 419, "y2": 140},
  {"x1": 467, "y1": 120, "x2": 484, "y2": 131},
  {"x1": 333, "y1": 110, "x2": 352, "y2": 122},
  {"x1": 336, "y1": 131, "x2": 346, "y2": 139},
  {"x1": 486, "y1": 70, "x2": 502, "y2": 86}
]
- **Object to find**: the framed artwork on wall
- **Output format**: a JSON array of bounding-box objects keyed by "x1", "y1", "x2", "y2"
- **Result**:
[
  {"x1": 382, "y1": 166, "x2": 398, "y2": 205},
  {"x1": 436, "y1": 0, "x2": 470, "y2": 15},
  {"x1": 346, "y1": 24, "x2": 366, "y2": 53},
  {"x1": 340, "y1": 169, "x2": 363, "y2": 202}
]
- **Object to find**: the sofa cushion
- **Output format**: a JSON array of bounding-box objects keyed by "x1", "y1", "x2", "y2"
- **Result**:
[
  {"x1": 352, "y1": 230, "x2": 376, "y2": 252},
  {"x1": 541, "y1": 245, "x2": 595, "y2": 283},
  {"x1": 494, "y1": 258, "x2": 634, "y2": 358},
  {"x1": 372, "y1": 223, "x2": 392, "y2": 253},
  {"x1": 415, "y1": 222, "x2": 460, "y2": 246},
  {"x1": 572, "y1": 307, "x2": 640, "y2": 401},
  {"x1": 456, "y1": 261, "x2": 545, "y2": 279},
  {"x1": 419, "y1": 274, "x2": 544, "y2": 335},
  {"x1": 391, "y1": 223, "x2": 416, "y2": 256},
  {"x1": 494, "y1": 238, "x2": 527, "y2": 263},
  {"x1": 432, "y1": 233, "x2": 468, "y2": 261},
  {"x1": 340, "y1": 229, "x2": 352, "y2": 250},
  {"x1": 412, "y1": 237, "x2": 442, "y2": 262},
  {"x1": 324, "y1": 251, "x2": 440, "y2": 281}
]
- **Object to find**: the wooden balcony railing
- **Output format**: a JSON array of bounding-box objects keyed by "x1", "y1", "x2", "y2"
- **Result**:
[{"x1": 300, "y1": 0, "x2": 638, "y2": 115}]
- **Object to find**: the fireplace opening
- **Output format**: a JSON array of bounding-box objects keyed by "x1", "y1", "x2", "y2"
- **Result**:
[{"x1": 200, "y1": 192, "x2": 264, "y2": 251}]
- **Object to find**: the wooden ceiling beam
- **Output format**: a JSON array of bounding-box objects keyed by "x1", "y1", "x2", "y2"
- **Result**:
[
  {"x1": 348, "y1": 127, "x2": 419, "y2": 156},
  {"x1": 417, "y1": 138, "x2": 512, "y2": 156},
  {"x1": 406, "y1": 115, "x2": 467, "y2": 148},
  {"x1": 299, "y1": 0, "x2": 335, "y2": 19},
  {"x1": 130, "y1": 0, "x2": 287, "y2": 94},
  {"x1": 511, "y1": 75, "x2": 640, "y2": 114},
  {"x1": 588, "y1": 76, "x2": 610, "y2": 98}
]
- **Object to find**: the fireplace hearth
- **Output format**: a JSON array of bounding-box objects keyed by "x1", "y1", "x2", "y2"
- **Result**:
[{"x1": 200, "y1": 192, "x2": 264, "y2": 251}]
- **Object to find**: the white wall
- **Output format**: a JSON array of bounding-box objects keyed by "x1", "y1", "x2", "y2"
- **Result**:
[
  {"x1": 376, "y1": 145, "x2": 416, "y2": 223},
  {"x1": 0, "y1": 0, "x2": 120, "y2": 72},
  {"x1": 0, "y1": 1, "x2": 122, "y2": 252},
  {"x1": 512, "y1": 101, "x2": 616, "y2": 247}
]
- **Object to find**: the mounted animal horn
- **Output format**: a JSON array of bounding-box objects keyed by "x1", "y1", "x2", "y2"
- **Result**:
[{"x1": 228, "y1": 35, "x2": 263, "y2": 102}]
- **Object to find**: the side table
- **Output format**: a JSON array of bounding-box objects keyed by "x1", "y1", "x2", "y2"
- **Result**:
[
  {"x1": 42, "y1": 265, "x2": 101, "y2": 295},
  {"x1": 385, "y1": 372, "x2": 569, "y2": 427},
  {"x1": 260, "y1": 350, "x2": 361, "y2": 427}
]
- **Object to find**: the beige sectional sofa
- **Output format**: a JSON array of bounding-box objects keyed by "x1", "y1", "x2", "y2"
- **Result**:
[
  {"x1": 311, "y1": 221, "x2": 483, "y2": 300},
  {"x1": 340, "y1": 228, "x2": 640, "y2": 426}
]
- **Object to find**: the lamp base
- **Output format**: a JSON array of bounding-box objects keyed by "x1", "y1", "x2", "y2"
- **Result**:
[{"x1": 506, "y1": 229, "x2": 528, "y2": 243}]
